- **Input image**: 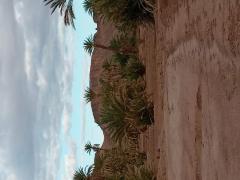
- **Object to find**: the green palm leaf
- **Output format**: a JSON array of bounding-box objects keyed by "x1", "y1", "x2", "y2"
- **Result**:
[
  {"x1": 44, "y1": 0, "x2": 75, "y2": 28},
  {"x1": 73, "y1": 165, "x2": 93, "y2": 180},
  {"x1": 83, "y1": 35, "x2": 94, "y2": 55},
  {"x1": 125, "y1": 165, "x2": 155, "y2": 180},
  {"x1": 84, "y1": 142, "x2": 101, "y2": 154},
  {"x1": 84, "y1": 87, "x2": 95, "y2": 103},
  {"x1": 83, "y1": 0, "x2": 94, "y2": 16}
]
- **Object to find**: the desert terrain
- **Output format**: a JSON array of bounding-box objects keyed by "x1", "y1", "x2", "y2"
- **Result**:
[{"x1": 90, "y1": 0, "x2": 240, "y2": 179}]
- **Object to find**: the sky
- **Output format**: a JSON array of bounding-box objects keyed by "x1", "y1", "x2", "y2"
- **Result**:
[{"x1": 0, "y1": 0, "x2": 103, "y2": 180}]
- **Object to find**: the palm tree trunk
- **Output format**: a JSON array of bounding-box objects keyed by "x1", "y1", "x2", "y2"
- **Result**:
[
  {"x1": 94, "y1": 43, "x2": 114, "y2": 51},
  {"x1": 93, "y1": 147, "x2": 107, "y2": 152},
  {"x1": 94, "y1": 43, "x2": 137, "y2": 55}
]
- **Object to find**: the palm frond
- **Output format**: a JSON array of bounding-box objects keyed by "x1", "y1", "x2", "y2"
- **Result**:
[
  {"x1": 85, "y1": 142, "x2": 101, "y2": 154},
  {"x1": 100, "y1": 87, "x2": 142, "y2": 144},
  {"x1": 84, "y1": 87, "x2": 95, "y2": 103},
  {"x1": 73, "y1": 165, "x2": 93, "y2": 180},
  {"x1": 109, "y1": 37, "x2": 122, "y2": 51},
  {"x1": 125, "y1": 165, "x2": 156, "y2": 180},
  {"x1": 110, "y1": 33, "x2": 138, "y2": 55},
  {"x1": 84, "y1": 142, "x2": 93, "y2": 154},
  {"x1": 44, "y1": 0, "x2": 75, "y2": 28},
  {"x1": 123, "y1": 57, "x2": 145, "y2": 80},
  {"x1": 83, "y1": 35, "x2": 94, "y2": 55},
  {"x1": 94, "y1": 153, "x2": 106, "y2": 172},
  {"x1": 100, "y1": 94, "x2": 127, "y2": 143},
  {"x1": 91, "y1": 0, "x2": 155, "y2": 26},
  {"x1": 83, "y1": 0, "x2": 94, "y2": 16},
  {"x1": 102, "y1": 59, "x2": 113, "y2": 71},
  {"x1": 44, "y1": 0, "x2": 66, "y2": 14},
  {"x1": 64, "y1": 1, "x2": 75, "y2": 29}
]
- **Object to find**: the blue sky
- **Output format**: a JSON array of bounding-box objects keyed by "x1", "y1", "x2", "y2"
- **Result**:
[
  {"x1": 59, "y1": 0, "x2": 104, "y2": 179},
  {"x1": 0, "y1": 0, "x2": 103, "y2": 179}
]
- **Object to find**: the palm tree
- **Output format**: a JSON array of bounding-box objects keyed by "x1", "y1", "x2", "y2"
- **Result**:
[
  {"x1": 99, "y1": 146, "x2": 147, "y2": 177},
  {"x1": 44, "y1": 0, "x2": 75, "y2": 28},
  {"x1": 83, "y1": 35, "x2": 115, "y2": 55},
  {"x1": 100, "y1": 77, "x2": 154, "y2": 143},
  {"x1": 82, "y1": 0, "x2": 154, "y2": 26},
  {"x1": 121, "y1": 57, "x2": 145, "y2": 80},
  {"x1": 100, "y1": 89, "x2": 141, "y2": 144},
  {"x1": 73, "y1": 166, "x2": 93, "y2": 180},
  {"x1": 125, "y1": 79, "x2": 154, "y2": 126},
  {"x1": 84, "y1": 142, "x2": 106, "y2": 154},
  {"x1": 83, "y1": 35, "x2": 137, "y2": 55},
  {"x1": 45, "y1": 0, "x2": 155, "y2": 28}
]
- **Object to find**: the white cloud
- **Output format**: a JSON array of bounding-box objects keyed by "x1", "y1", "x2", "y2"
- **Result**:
[
  {"x1": 62, "y1": 105, "x2": 72, "y2": 136},
  {"x1": 14, "y1": 1, "x2": 24, "y2": 25},
  {"x1": 6, "y1": 174, "x2": 17, "y2": 180},
  {"x1": 0, "y1": 0, "x2": 75, "y2": 180},
  {"x1": 36, "y1": 69, "x2": 48, "y2": 90},
  {"x1": 43, "y1": 131, "x2": 49, "y2": 140},
  {"x1": 43, "y1": 136, "x2": 61, "y2": 180},
  {"x1": 0, "y1": 150, "x2": 17, "y2": 180},
  {"x1": 24, "y1": 41, "x2": 33, "y2": 80},
  {"x1": 64, "y1": 140, "x2": 78, "y2": 180}
]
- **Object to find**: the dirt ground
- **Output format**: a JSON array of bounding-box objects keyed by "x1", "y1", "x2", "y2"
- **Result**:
[
  {"x1": 91, "y1": 0, "x2": 240, "y2": 179},
  {"x1": 139, "y1": 0, "x2": 240, "y2": 179}
]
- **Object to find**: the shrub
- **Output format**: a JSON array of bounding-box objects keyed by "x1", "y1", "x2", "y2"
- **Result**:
[
  {"x1": 123, "y1": 57, "x2": 146, "y2": 80},
  {"x1": 99, "y1": 79, "x2": 154, "y2": 143},
  {"x1": 125, "y1": 165, "x2": 156, "y2": 180}
]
